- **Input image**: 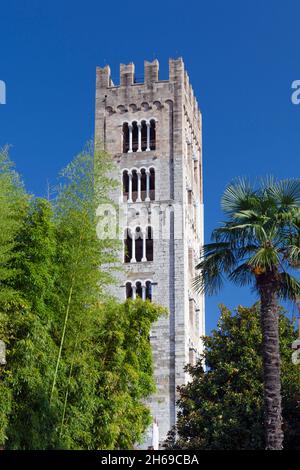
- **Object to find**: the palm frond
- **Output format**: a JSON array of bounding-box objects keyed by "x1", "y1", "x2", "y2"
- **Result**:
[
  {"x1": 232, "y1": 209, "x2": 263, "y2": 222},
  {"x1": 282, "y1": 244, "x2": 300, "y2": 268},
  {"x1": 248, "y1": 246, "x2": 280, "y2": 270},
  {"x1": 193, "y1": 268, "x2": 225, "y2": 296},
  {"x1": 277, "y1": 272, "x2": 300, "y2": 302},
  {"x1": 214, "y1": 223, "x2": 271, "y2": 248},
  {"x1": 212, "y1": 224, "x2": 257, "y2": 246},
  {"x1": 267, "y1": 178, "x2": 300, "y2": 208},
  {"x1": 221, "y1": 178, "x2": 259, "y2": 215},
  {"x1": 228, "y1": 263, "x2": 254, "y2": 286},
  {"x1": 194, "y1": 243, "x2": 236, "y2": 294},
  {"x1": 236, "y1": 244, "x2": 260, "y2": 260},
  {"x1": 275, "y1": 207, "x2": 300, "y2": 226},
  {"x1": 200, "y1": 177, "x2": 300, "y2": 303},
  {"x1": 199, "y1": 242, "x2": 231, "y2": 259}
]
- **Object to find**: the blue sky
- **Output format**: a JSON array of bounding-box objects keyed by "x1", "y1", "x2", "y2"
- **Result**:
[{"x1": 1, "y1": 0, "x2": 300, "y2": 333}]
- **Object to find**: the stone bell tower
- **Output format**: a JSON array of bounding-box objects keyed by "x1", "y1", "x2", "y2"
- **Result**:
[{"x1": 95, "y1": 58, "x2": 205, "y2": 446}]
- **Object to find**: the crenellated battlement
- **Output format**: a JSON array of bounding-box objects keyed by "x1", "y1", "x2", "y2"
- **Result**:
[
  {"x1": 120, "y1": 62, "x2": 135, "y2": 86},
  {"x1": 144, "y1": 59, "x2": 159, "y2": 85},
  {"x1": 96, "y1": 58, "x2": 194, "y2": 93},
  {"x1": 96, "y1": 58, "x2": 201, "y2": 128},
  {"x1": 96, "y1": 64, "x2": 114, "y2": 88}
]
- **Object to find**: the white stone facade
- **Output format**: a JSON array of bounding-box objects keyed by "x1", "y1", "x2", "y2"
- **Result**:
[{"x1": 95, "y1": 58, "x2": 205, "y2": 446}]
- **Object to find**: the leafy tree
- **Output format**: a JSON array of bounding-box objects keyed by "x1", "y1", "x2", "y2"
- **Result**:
[
  {"x1": 4, "y1": 199, "x2": 59, "y2": 449},
  {"x1": 48, "y1": 144, "x2": 163, "y2": 450},
  {"x1": 0, "y1": 148, "x2": 28, "y2": 446},
  {"x1": 194, "y1": 178, "x2": 300, "y2": 449},
  {"x1": 0, "y1": 145, "x2": 165, "y2": 450},
  {"x1": 92, "y1": 299, "x2": 166, "y2": 450},
  {"x1": 48, "y1": 144, "x2": 120, "y2": 448},
  {"x1": 0, "y1": 147, "x2": 27, "y2": 289},
  {"x1": 165, "y1": 304, "x2": 300, "y2": 450}
]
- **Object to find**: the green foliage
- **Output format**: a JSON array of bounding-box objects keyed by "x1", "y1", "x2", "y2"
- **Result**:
[
  {"x1": 4, "y1": 198, "x2": 59, "y2": 449},
  {"x1": 166, "y1": 304, "x2": 300, "y2": 450},
  {"x1": 93, "y1": 299, "x2": 166, "y2": 450},
  {"x1": 194, "y1": 177, "x2": 300, "y2": 299},
  {"x1": 56, "y1": 298, "x2": 165, "y2": 450},
  {"x1": 194, "y1": 177, "x2": 300, "y2": 449},
  {"x1": 0, "y1": 145, "x2": 164, "y2": 449},
  {"x1": 49, "y1": 145, "x2": 120, "y2": 448},
  {"x1": 0, "y1": 147, "x2": 28, "y2": 445},
  {"x1": 0, "y1": 147, "x2": 27, "y2": 282}
]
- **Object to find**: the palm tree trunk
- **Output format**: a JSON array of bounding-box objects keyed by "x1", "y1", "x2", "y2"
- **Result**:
[{"x1": 258, "y1": 275, "x2": 283, "y2": 450}]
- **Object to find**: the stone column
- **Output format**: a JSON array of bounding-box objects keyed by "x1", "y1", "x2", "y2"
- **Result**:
[
  {"x1": 145, "y1": 170, "x2": 150, "y2": 201},
  {"x1": 142, "y1": 230, "x2": 147, "y2": 262},
  {"x1": 146, "y1": 122, "x2": 150, "y2": 151},
  {"x1": 132, "y1": 284, "x2": 136, "y2": 300},
  {"x1": 137, "y1": 123, "x2": 142, "y2": 152},
  {"x1": 142, "y1": 284, "x2": 146, "y2": 300},
  {"x1": 131, "y1": 229, "x2": 136, "y2": 263},
  {"x1": 137, "y1": 171, "x2": 142, "y2": 202}
]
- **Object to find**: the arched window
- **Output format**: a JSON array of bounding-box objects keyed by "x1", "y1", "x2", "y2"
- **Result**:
[
  {"x1": 131, "y1": 170, "x2": 138, "y2": 202},
  {"x1": 124, "y1": 228, "x2": 132, "y2": 263},
  {"x1": 145, "y1": 281, "x2": 152, "y2": 301},
  {"x1": 141, "y1": 120, "x2": 147, "y2": 151},
  {"x1": 123, "y1": 170, "x2": 129, "y2": 201},
  {"x1": 122, "y1": 168, "x2": 155, "y2": 202},
  {"x1": 132, "y1": 121, "x2": 138, "y2": 152},
  {"x1": 149, "y1": 168, "x2": 155, "y2": 201},
  {"x1": 135, "y1": 227, "x2": 143, "y2": 262},
  {"x1": 123, "y1": 226, "x2": 153, "y2": 263},
  {"x1": 136, "y1": 281, "x2": 143, "y2": 299},
  {"x1": 125, "y1": 280, "x2": 153, "y2": 301},
  {"x1": 141, "y1": 168, "x2": 147, "y2": 201},
  {"x1": 150, "y1": 119, "x2": 156, "y2": 150},
  {"x1": 146, "y1": 226, "x2": 153, "y2": 262},
  {"x1": 123, "y1": 168, "x2": 156, "y2": 202},
  {"x1": 126, "y1": 281, "x2": 133, "y2": 299},
  {"x1": 122, "y1": 120, "x2": 157, "y2": 153},
  {"x1": 123, "y1": 123, "x2": 129, "y2": 153}
]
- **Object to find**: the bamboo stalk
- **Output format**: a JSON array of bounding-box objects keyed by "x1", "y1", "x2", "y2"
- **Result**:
[
  {"x1": 50, "y1": 281, "x2": 75, "y2": 403},
  {"x1": 59, "y1": 320, "x2": 82, "y2": 437}
]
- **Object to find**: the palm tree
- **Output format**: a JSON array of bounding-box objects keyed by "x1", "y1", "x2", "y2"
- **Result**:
[{"x1": 194, "y1": 178, "x2": 300, "y2": 450}]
